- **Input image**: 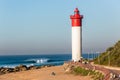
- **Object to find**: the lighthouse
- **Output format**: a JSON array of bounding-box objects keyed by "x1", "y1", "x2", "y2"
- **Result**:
[{"x1": 70, "y1": 8, "x2": 83, "y2": 62}]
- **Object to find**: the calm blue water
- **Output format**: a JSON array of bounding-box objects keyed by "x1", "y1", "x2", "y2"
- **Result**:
[{"x1": 0, "y1": 53, "x2": 99, "y2": 68}]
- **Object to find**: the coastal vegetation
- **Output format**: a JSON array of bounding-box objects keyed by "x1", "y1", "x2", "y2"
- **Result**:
[
  {"x1": 72, "y1": 66, "x2": 104, "y2": 80},
  {"x1": 94, "y1": 40, "x2": 120, "y2": 67}
]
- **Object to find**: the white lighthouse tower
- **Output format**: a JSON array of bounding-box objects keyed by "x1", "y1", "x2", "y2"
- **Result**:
[{"x1": 70, "y1": 8, "x2": 83, "y2": 62}]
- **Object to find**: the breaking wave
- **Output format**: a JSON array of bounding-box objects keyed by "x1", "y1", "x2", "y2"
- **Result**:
[{"x1": 25, "y1": 58, "x2": 50, "y2": 64}]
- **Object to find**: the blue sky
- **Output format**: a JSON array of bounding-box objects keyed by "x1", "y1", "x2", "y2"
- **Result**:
[{"x1": 0, "y1": 0, "x2": 120, "y2": 55}]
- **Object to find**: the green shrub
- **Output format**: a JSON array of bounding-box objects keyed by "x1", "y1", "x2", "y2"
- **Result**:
[
  {"x1": 72, "y1": 67, "x2": 104, "y2": 80},
  {"x1": 73, "y1": 67, "x2": 89, "y2": 76}
]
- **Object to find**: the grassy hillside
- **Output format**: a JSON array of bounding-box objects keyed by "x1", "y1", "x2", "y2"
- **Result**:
[{"x1": 94, "y1": 40, "x2": 120, "y2": 67}]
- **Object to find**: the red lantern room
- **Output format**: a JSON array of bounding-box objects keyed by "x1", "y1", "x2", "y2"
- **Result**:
[{"x1": 70, "y1": 8, "x2": 83, "y2": 27}]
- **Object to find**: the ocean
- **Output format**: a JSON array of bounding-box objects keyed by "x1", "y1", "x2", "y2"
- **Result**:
[{"x1": 0, "y1": 53, "x2": 99, "y2": 68}]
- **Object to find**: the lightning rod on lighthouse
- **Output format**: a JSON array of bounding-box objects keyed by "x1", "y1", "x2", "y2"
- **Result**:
[{"x1": 70, "y1": 8, "x2": 83, "y2": 62}]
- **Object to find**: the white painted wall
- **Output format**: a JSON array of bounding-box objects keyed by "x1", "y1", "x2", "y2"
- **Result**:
[{"x1": 72, "y1": 27, "x2": 82, "y2": 61}]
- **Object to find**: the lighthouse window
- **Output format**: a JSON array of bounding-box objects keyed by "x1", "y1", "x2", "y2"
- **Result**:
[
  {"x1": 74, "y1": 12, "x2": 79, "y2": 14},
  {"x1": 74, "y1": 12, "x2": 77, "y2": 14}
]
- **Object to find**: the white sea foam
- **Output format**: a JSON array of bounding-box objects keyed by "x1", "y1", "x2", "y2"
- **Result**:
[
  {"x1": 1, "y1": 65, "x2": 17, "y2": 68},
  {"x1": 25, "y1": 58, "x2": 49, "y2": 64}
]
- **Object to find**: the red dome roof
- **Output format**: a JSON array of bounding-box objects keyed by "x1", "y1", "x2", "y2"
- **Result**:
[{"x1": 74, "y1": 8, "x2": 79, "y2": 13}]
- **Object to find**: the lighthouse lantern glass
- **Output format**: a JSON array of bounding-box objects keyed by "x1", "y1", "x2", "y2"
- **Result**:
[{"x1": 74, "y1": 11, "x2": 79, "y2": 14}]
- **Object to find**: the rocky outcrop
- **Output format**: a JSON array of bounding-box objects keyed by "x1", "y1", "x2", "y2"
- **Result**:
[
  {"x1": 0, "y1": 67, "x2": 14, "y2": 74},
  {"x1": 0, "y1": 64, "x2": 54, "y2": 75},
  {"x1": 28, "y1": 66, "x2": 39, "y2": 70},
  {"x1": 14, "y1": 65, "x2": 28, "y2": 72},
  {"x1": 63, "y1": 63, "x2": 75, "y2": 73}
]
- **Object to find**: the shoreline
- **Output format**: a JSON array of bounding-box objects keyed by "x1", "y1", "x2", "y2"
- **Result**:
[
  {"x1": 0, "y1": 61, "x2": 120, "y2": 80},
  {"x1": 0, "y1": 65, "x2": 91, "y2": 80},
  {"x1": 0, "y1": 64, "x2": 54, "y2": 75}
]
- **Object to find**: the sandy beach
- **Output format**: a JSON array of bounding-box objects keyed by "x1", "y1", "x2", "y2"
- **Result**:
[{"x1": 0, "y1": 66, "x2": 91, "y2": 80}]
